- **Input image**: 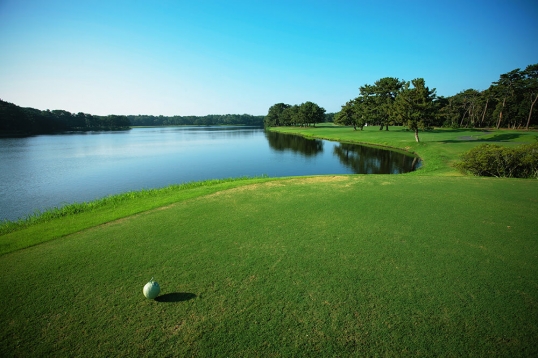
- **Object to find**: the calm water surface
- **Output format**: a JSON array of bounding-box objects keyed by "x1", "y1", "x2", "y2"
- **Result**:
[{"x1": 0, "y1": 126, "x2": 420, "y2": 221}]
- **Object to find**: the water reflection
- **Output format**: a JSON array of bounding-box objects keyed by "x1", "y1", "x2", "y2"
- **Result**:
[
  {"x1": 265, "y1": 131, "x2": 323, "y2": 156},
  {"x1": 165, "y1": 126, "x2": 262, "y2": 140},
  {"x1": 0, "y1": 127, "x2": 422, "y2": 222},
  {"x1": 333, "y1": 143, "x2": 420, "y2": 174},
  {"x1": 265, "y1": 131, "x2": 420, "y2": 174}
]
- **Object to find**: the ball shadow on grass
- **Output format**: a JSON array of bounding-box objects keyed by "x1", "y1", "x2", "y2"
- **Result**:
[{"x1": 155, "y1": 292, "x2": 196, "y2": 303}]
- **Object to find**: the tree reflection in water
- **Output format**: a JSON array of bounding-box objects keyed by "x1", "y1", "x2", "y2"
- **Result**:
[
  {"x1": 333, "y1": 143, "x2": 420, "y2": 174},
  {"x1": 265, "y1": 131, "x2": 323, "y2": 156},
  {"x1": 265, "y1": 130, "x2": 420, "y2": 174}
]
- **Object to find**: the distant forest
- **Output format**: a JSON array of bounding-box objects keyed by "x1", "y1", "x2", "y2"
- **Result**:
[
  {"x1": 0, "y1": 99, "x2": 265, "y2": 136},
  {"x1": 128, "y1": 113, "x2": 264, "y2": 127},
  {"x1": 0, "y1": 100, "x2": 130, "y2": 135}
]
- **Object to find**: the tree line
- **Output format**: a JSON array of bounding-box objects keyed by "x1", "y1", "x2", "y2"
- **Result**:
[
  {"x1": 438, "y1": 64, "x2": 538, "y2": 130},
  {"x1": 263, "y1": 101, "x2": 328, "y2": 127},
  {"x1": 0, "y1": 99, "x2": 265, "y2": 136},
  {"x1": 128, "y1": 113, "x2": 264, "y2": 127},
  {"x1": 0, "y1": 99, "x2": 130, "y2": 135},
  {"x1": 264, "y1": 63, "x2": 537, "y2": 142}
]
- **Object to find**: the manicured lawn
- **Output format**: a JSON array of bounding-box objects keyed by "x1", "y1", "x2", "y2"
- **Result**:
[
  {"x1": 1, "y1": 175, "x2": 537, "y2": 356},
  {"x1": 271, "y1": 124, "x2": 538, "y2": 175},
  {"x1": 1, "y1": 126, "x2": 537, "y2": 356}
]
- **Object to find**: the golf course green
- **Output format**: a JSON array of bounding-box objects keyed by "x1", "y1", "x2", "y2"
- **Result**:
[{"x1": 1, "y1": 126, "x2": 537, "y2": 356}]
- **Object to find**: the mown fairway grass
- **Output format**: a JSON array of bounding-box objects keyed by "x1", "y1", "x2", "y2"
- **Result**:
[
  {"x1": 271, "y1": 124, "x2": 538, "y2": 176},
  {"x1": 1, "y1": 126, "x2": 537, "y2": 356}
]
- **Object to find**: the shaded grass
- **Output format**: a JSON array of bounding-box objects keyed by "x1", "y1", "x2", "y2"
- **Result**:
[{"x1": 1, "y1": 176, "x2": 537, "y2": 356}]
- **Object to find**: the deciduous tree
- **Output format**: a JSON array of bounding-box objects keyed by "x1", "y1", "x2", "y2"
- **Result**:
[
  {"x1": 264, "y1": 103, "x2": 290, "y2": 127},
  {"x1": 298, "y1": 101, "x2": 326, "y2": 127}
]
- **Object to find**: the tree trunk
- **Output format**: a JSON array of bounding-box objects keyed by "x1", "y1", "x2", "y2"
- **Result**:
[
  {"x1": 353, "y1": 124, "x2": 357, "y2": 131},
  {"x1": 526, "y1": 92, "x2": 538, "y2": 130},
  {"x1": 480, "y1": 98, "x2": 489, "y2": 127},
  {"x1": 496, "y1": 97, "x2": 506, "y2": 129},
  {"x1": 379, "y1": 124, "x2": 383, "y2": 130},
  {"x1": 414, "y1": 129, "x2": 420, "y2": 142},
  {"x1": 470, "y1": 103, "x2": 476, "y2": 127},
  {"x1": 460, "y1": 107, "x2": 469, "y2": 127},
  {"x1": 385, "y1": 124, "x2": 389, "y2": 131}
]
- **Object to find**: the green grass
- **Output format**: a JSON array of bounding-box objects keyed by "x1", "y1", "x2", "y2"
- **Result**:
[
  {"x1": 271, "y1": 124, "x2": 538, "y2": 175},
  {"x1": 1, "y1": 176, "x2": 537, "y2": 356},
  {"x1": 0, "y1": 177, "x2": 277, "y2": 255},
  {"x1": 1, "y1": 126, "x2": 537, "y2": 356}
]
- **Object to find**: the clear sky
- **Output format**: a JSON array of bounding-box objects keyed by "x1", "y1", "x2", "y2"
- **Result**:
[{"x1": 1, "y1": 0, "x2": 537, "y2": 116}]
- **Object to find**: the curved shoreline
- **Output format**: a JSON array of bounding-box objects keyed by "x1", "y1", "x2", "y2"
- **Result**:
[{"x1": 2, "y1": 126, "x2": 537, "y2": 255}]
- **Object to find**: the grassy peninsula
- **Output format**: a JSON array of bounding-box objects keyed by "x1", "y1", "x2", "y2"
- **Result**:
[
  {"x1": 269, "y1": 124, "x2": 538, "y2": 176},
  {"x1": 1, "y1": 126, "x2": 537, "y2": 356}
]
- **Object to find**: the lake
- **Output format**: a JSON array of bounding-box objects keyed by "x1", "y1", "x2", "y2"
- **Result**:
[{"x1": 0, "y1": 126, "x2": 420, "y2": 222}]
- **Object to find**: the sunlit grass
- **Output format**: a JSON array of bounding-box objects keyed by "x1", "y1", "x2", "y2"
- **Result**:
[
  {"x1": 0, "y1": 176, "x2": 275, "y2": 255},
  {"x1": 1, "y1": 176, "x2": 536, "y2": 356},
  {"x1": 1, "y1": 176, "x2": 272, "y2": 235}
]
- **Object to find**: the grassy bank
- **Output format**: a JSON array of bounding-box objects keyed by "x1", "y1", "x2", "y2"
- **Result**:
[
  {"x1": 1, "y1": 126, "x2": 537, "y2": 356},
  {"x1": 269, "y1": 124, "x2": 538, "y2": 175},
  {"x1": 0, "y1": 177, "x2": 276, "y2": 255}
]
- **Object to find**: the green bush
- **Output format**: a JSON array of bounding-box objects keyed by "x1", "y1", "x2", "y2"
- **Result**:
[{"x1": 456, "y1": 143, "x2": 538, "y2": 178}]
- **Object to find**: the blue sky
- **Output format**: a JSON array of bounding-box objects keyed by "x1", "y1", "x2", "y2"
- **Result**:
[{"x1": 0, "y1": 0, "x2": 537, "y2": 116}]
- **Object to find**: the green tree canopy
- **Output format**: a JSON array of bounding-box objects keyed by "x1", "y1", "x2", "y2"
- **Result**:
[
  {"x1": 359, "y1": 77, "x2": 404, "y2": 130},
  {"x1": 298, "y1": 101, "x2": 326, "y2": 127},
  {"x1": 264, "y1": 103, "x2": 290, "y2": 127},
  {"x1": 523, "y1": 63, "x2": 538, "y2": 130},
  {"x1": 334, "y1": 97, "x2": 367, "y2": 130},
  {"x1": 264, "y1": 101, "x2": 325, "y2": 127},
  {"x1": 393, "y1": 78, "x2": 437, "y2": 142}
]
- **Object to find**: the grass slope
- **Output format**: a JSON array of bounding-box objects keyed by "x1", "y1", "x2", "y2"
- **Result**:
[
  {"x1": 1, "y1": 176, "x2": 538, "y2": 356},
  {"x1": 0, "y1": 177, "x2": 276, "y2": 255}
]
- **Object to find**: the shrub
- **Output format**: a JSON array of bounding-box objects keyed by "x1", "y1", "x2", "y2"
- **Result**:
[{"x1": 455, "y1": 143, "x2": 538, "y2": 178}]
